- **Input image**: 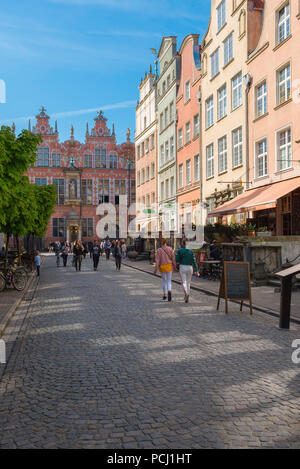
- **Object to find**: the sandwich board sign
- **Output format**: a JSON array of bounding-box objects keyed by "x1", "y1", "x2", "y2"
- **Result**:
[{"x1": 217, "y1": 261, "x2": 253, "y2": 315}]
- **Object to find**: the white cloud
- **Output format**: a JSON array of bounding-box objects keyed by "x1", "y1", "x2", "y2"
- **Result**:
[{"x1": 0, "y1": 100, "x2": 136, "y2": 125}]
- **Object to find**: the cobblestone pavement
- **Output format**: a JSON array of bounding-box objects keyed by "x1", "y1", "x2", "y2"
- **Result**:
[{"x1": 0, "y1": 255, "x2": 299, "y2": 449}]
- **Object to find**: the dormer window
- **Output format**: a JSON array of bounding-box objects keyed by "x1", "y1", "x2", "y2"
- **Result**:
[{"x1": 277, "y1": 2, "x2": 290, "y2": 45}]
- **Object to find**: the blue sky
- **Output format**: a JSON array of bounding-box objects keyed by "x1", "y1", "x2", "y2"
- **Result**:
[{"x1": 0, "y1": 0, "x2": 210, "y2": 144}]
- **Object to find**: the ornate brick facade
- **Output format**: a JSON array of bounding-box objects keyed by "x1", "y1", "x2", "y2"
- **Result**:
[{"x1": 27, "y1": 108, "x2": 135, "y2": 246}]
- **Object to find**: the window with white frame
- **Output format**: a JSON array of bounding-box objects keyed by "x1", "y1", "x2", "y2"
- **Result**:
[
  {"x1": 95, "y1": 147, "x2": 107, "y2": 168},
  {"x1": 186, "y1": 160, "x2": 191, "y2": 185},
  {"x1": 151, "y1": 162, "x2": 155, "y2": 178},
  {"x1": 37, "y1": 147, "x2": 49, "y2": 167},
  {"x1": 170, "y1": 101, "x2": 174, "y2": 121},
  {"x1": 218, "y1": 85, "x2": 227, "y2": 119},
  {"x1": 218, "y1": 136, "x2": 227, "y2": 174},
  {"x1": 185, "y1": 80, "x2": 191, "y2": 102},
  {"x1": 217, "y1": 0, "x2": 226, "y2": 31},
  {"x1": 170, "y1": 136, "x2": 174, "y2": 158},
  {"x1": 255, "y1": 139, "x2": 268, "y2": 178},
  {"x1": 211, "y1": 49, "x2": 220, "y2": 78},
  {"x1": 277, "y1": 127, "x2": 292, "y2": 170},
  {"x1": 185, "y1": 121, "x2": 191, "y2": 143},
  {"x1": 35, "y1": 178, "x2": 47, "y2": 186},
  {"x1": 277, "y1": 63, "x2": 291, "y2": 105},
  {"x1": 165, "y1": 179, "x2": 169, "y2": 199},
  {"x1": 178, "y1": 128, "x2": 183, "y2": 148},
  {"x1": 223, "y1": 32, "x2": 233, "y2": 66},
  {"x1": 206, "y1": 96, "x2": 214, "y2": 128},
  {"x1": 194, "y1": 154, "x2": 200, "y2": 181},
  {"x1": 52, "y1": 218, "x2": 66, "y2": 238},
  {"x1": 145, "y1": 138, "x2": 149, "y2": 153},
  {"x1": 160, "y1": 144, "x2": 165, "y2": 165},
  {"x1": 232, "y1": 127, "x2": 243, "y2": 168},
  {"x1": 84, "y1": 153, "x2": 93, "y2": 168},
  {"x1": 165, "y1": 141, "x2": 169, "y2": 161},
  {"x1": 160, "y1": 181, "x2": 164, "y2": 200},
  {"x1": 53, "y1": 178, "x2": 65, "y2": 205},
  {"x1": 193, "y1": 114, "x2": 200, "y2": 137},
  {"x1": 178, "y1": 164, "x2": 183, "y2": 188},
  {"x1": 170, "y1": 176, "x2": 174, "y2": 196},
  {"x1": 256, "y1": 81, "x2": 267, "y2": 117},
  {"x1": 151, "y1": 134, "x2": 155, "y2": 149},
  {"x1": 232, "y1": 72, "x2": 242, "y2": 109},
  {"x1": 206, "y1": 144, "x2": 214, "y2": 179},
  {"x1": 160, "y1": 113, "x2": 164, "y2": 131},
  {"x1": 52, "y1": 153, "x2": 61, "y2": 167},
  {"x1": 165, "y1": 107, "x2": 169, "y2": 127},
  {"x1": 277, "y1": 2, "x2": 290, "y2": 44}
]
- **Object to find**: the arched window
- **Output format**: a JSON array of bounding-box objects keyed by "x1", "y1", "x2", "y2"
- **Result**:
[
  {"x1": 239, "y1": 9, "x2": 246, "y2": 37},
  {"x1": 109, "y1": 152, "x2": 118, "y2": 169},
  {"x1": 95, "y1": 146, "x2": 107, "y2": 168}
]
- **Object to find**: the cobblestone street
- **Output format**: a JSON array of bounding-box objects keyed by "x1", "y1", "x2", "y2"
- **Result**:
[{"x1": 0, "y1": 255, "x2": 299, "y2": 449}]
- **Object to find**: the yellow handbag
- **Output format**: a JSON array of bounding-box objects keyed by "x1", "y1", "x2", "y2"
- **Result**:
[{"x1": 159, "y1": 263, "x2": 172, "y2": 273}]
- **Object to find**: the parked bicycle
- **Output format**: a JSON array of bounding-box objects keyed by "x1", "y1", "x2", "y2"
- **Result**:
[
  {"x1": 0, "y1": 265, "x2": 27, "y2": 291},
  {"x1": 0, "y1": 272, "x2": 6, "y2": 292}
]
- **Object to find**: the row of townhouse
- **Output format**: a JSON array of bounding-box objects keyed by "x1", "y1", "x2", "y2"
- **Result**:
[{"x1": 135, "y1": 0, "x2": 300, "y2": 237}]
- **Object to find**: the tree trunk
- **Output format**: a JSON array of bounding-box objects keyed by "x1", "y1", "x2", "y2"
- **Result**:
[
  {"x1": 16, "y1": 235, "x2": 20, "y2": 265},
  {"x1": 4, "y1": 233, "x2": 10, "y2": 271}
]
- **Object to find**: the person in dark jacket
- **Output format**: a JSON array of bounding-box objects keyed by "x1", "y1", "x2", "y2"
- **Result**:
[
  {"x1": 73, "y1": 241, "x2": 83, "y2": 271},
  {"x1": 92, "y1": 240, "x2": 101, "y2": 271},
  {"x1": 114, "y1": 240, "x2": 122, "y2": 271},
  {"x1": 61, "y1": 242, "x2": 69, "y2": 267},
  {"x1": 176, "y1": 239, "x2": 199, "y2": 303}
]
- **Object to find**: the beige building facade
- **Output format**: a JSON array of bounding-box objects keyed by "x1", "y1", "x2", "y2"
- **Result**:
[
  {"x1": 201, "y1": 0, "x2": 264, "y2": 222},
  {"x1": 135, "y1": 70, "x2": 159, "y2": 233}
]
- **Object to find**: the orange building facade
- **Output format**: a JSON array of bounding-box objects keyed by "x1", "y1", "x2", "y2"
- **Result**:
[{"x1": 176, "y1": 35, "x2": 202, "y2": 232}]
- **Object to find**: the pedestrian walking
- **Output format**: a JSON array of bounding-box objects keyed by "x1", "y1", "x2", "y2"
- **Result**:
[
  {"x1": 35, "y1": 250, "x2": 41, "y2": 277},
  {"x1": 92, "y1": 240, "x2": 101, "y2": 271},
  {"x1": 104, "y1": 239, "x2": 112, "y2": 260},
  {"x1": 61, "y1": 242, "x2": 69, "y2": 267},
  {"x1": 114, "y1": 240, "x2": 122, "y2": 271},
  {"x1": 154, "y1": 239, "x2": 176, "y2": 302},
  {"x1": 121, "y1": 241, "x2": 127, "y2": 260},
  {"x1": 176, "y1": 239, "x2": 199, "y2": 303},
  {"x1": 54, "y1": 241, "x2": 61, "y2": 267},
  {"x1": 73, "y1": 241, "x2": 83, "y2": 271}
]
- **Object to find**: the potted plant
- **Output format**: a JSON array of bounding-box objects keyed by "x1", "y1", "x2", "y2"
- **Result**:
[{"x1": 247, "y1": 223, "x2": 256, "y2": 237}]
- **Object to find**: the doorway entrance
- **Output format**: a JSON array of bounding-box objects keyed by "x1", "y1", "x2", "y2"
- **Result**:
[{"x1": 70, "y1": 225, "x2": 79, "y2": 242}]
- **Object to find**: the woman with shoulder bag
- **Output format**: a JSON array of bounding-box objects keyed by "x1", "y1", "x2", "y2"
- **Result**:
[{"x1": 154, "y1": 239, "x2": 176, "y2": 302}]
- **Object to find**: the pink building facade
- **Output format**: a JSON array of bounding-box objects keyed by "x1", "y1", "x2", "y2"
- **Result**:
[{"x1": 247, "y1": 0, "x2": 300, "y2": 235}]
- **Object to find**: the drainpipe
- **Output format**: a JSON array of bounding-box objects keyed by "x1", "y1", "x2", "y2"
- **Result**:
[
  {"x1": 197, "y1": 87, "x2": 203, "y2": 204},
  {"x1": 244, "y1": 73, "x2": 252, "y2": 191}
]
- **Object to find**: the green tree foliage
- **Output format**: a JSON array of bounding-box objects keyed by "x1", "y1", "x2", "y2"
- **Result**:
[
  {"x1": 0, "y1": 126, "x2": 42, "y2": 225},
  {"x1": 31, "y1": 184, "x2": 57, "y2": 238}
]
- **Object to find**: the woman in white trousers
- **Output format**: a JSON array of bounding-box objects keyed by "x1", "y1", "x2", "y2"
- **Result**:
[
  {"x1": 176, "y1": 239, "x2": 199, "y2": 303},
  {"x1": 154, "y1": 239, "x2": 177, "y2": 301}
]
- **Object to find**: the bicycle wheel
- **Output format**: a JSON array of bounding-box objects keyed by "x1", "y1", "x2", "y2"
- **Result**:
[
  {"x1": 12, "y1": 270, "x2": 27, "y2": 291},
  {"x1": 0, "y1": 273, "x2": 6, "y2": 292}
]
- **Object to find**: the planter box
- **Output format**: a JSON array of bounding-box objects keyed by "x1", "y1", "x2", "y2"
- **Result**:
[{"x1": 256, "y1": 231, "x2": 272, "y2": 237}]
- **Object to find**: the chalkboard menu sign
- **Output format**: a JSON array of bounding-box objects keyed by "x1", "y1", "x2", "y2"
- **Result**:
[{"x1": 217, "y1": 261, "x2": 252, "y2": 315}]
